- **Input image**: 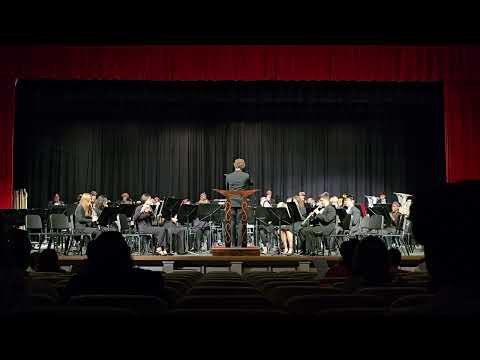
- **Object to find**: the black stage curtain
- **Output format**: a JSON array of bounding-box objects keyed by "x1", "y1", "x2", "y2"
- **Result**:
[{"x1": 14, "y1": 81, "x2": 444, "y2": 208}]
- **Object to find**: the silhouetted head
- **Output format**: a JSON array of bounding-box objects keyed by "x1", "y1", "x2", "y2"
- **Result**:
[
  {"x1": 388, "y1": 248, "x2": 402, "y2": 269},
  {"x1": 339, "y1": 238, "x2": 359, "y2": 271},
  {"x1": 86, "y1": 231, "x2": 133, "y2": 273},
  {"x1": 352, "y1": 236, "x2": 390, "y2": 284},
  {"x1": 410, "y1": 181, "x2": 480, "y2": 289},
  {"x1": 8, "y1": 229, "x2": 31, "y2": 271},
  {"x1": 37, "y1": 249, "x2": 61, "y2": 272}
]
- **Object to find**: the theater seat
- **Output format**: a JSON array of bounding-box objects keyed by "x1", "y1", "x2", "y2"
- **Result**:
[
  {"x1": 390, "y1": 294, "x2": 433, "y2": 308},
  {"x1": 165, "y1": 309, "x2": 288, "y2": 321},
  {"x1": 177, "y1": 295, "x2": 272, "y2": 310},
  {"x1": 186, "y1": 286, "x2": 261, "y2": 296},
  {"x1": 358, "y1": 287, "x2": 429, "y2": 305},
  {"x1": 67, "y1": 294, "x2": 169, "y2": 316},
  {"x1": 286, "y1": 294, "x2": 385, "y2": 316},
  {"x1": 269, "y1": 286, "x2": 344, "y2": 307}
]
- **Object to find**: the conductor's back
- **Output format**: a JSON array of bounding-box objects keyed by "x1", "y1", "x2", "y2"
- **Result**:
[{"x1": 225, "y1": 158, "x2": 251, "y2": 208}]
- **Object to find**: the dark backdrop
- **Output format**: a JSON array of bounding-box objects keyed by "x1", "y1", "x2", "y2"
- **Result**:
[{"x1": 14, "y1": 80, "x2": 444, "y2": 208}]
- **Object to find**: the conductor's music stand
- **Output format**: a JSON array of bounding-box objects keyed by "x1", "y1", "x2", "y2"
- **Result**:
[{"x1": 212, "y1": 188, "x2": 259, "y2": 255}]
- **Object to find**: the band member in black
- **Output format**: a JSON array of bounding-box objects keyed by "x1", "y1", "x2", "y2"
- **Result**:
[
  {"x1": 225, "y1": 158, "x2": 252, "y2": 247},
  {"x1": 118, "y1": 192, "x2": 133, "y2": 205},
  {"x1": 258, "y1": 190, "x2": 276, "y2": 255},
  {"x1": 74, "y1": 193, "x2": 101, "y2": 239},
  {"x1": 260, "y1": 190, "x2": 275, "y2": 207},
  {"x1": 345, "y1": 195, "x2": 362, "y2": 236},
  {"x1": 133, "y1": 193, "x2": 167, "y2": 255},
  {"x1": 298, "y1": 192, "x2": 336, "y2": 255},
  {"x1": 378, "y1": 192, "x2": 387, "y2": 204},
  {"x1": 164, "y1": 213, "x2": 187, "y2": 255},
  {"x1": 48, "y1": 192, "x2": 65, "y2": 209},
  {"x1": 190, "y1": 193, "x2": 211, "y2": 251},
  {"x1": 384, "y1": 201, "x2": 401, "y2": 235}
]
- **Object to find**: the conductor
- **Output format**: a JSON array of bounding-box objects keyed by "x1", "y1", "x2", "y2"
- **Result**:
[{"x1": 225, "y1": 158, "x2": 252, "y2": 247}]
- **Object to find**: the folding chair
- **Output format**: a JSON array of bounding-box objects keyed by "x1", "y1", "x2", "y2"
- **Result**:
[{"x1": 25, "y1": 214, "x2": 47, "y2": 250}]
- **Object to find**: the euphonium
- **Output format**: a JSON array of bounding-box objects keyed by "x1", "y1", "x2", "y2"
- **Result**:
[{"x1": 394, "y1": 192, "x2": 413, "y2": 217}]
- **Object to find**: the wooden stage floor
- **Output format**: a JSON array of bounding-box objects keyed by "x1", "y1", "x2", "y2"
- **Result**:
[{"x1": 58, "y1": 255, "x2": 425, "y2": 273}]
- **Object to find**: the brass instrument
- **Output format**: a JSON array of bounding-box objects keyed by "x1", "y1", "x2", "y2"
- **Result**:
[{"x1": 394, "y1": 192, "x2": 413, "y2": 218}]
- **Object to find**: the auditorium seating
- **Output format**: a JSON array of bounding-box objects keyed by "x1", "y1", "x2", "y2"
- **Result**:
[{"x1": 17, "y1": 267, "x2": 436, "y2": 320}]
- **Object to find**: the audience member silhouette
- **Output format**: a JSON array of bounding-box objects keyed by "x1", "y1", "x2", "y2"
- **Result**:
[
  {"x1": 388, "y1": 248, "x2": 407, "y2": 275},
  {"x1": 325, "y1": 238, "x2": 359, "y2": 278},
  {"x1": 37, "y1": 249, "x2": 66, "y2": 273},
  {"x1": 410, "y1": 180, "x2": 480, "y2": 318},
  {"x1": 63, "y1": 231, "x2": 165, "y2": 299},
  {"x1": 342, "y1": 236, "x2": 393, "y2": 291},
  {"x1": 0, "y1": 230, "x2": 28, "y2": 316}
]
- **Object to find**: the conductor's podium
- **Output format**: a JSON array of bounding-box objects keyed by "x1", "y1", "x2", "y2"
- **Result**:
[{"x1": 212, "y1": 188, "x2": 260, "y2": 256}]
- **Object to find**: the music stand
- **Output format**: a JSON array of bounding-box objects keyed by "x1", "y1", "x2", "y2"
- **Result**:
[
  {"x1": 197, "y1": 204, "x2": 224, "y2": 224},
  {"x1": 117, "y1": 203, "x2": 137, "y2": 218},
  {"x1": 287, "y1": 202, "x2": 303, "y2": 222},
  {"x1": 97, "y1": 207, "x2": 122, "y2": 228},
  {"x1": 369, "y1": 205, "x2": 393, "y2": 228},
  {"x1": 161, "y1": 198, "x2": 183, "y2": 221},
  {"x1": 49, "y1": 205, "x2": 67, "y2": 215},
  {"x1": 267, "y1": 207, "x2": 292, "y2": 228},
  {"x1": 177, "y1": 204, "x2": 198, "y2": 225}
]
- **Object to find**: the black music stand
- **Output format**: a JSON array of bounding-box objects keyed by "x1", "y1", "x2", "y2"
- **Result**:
[
  {"x1": 117, "y1": 204, "x2": 137, "y2": 218},
  {"x1": 267, "y1": 207, "x2": 292, "y2": 228},
  {"x1": 97, "y1": 207, "x2": 122, "y2": 228},
  {"x1": 287, "y1": 202, "x2": 303, "y2": 223},
  {"x1": 49, "y1": 205, "x2": 68, "y2": 215},
  {"x1": 161, "y1": 198, "x2": 183, "y2": 221},
  {"x1": 197, "y1": 204, "x2": 223, "y2": 224},
  {"x1": 369, "y1": 205, "x2": 393, "y2": 228},
  {"x1": 177, "y1": 204, "x2": 198, "y2": 225}
]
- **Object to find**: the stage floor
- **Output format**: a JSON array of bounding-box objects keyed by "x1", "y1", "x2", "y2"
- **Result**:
[{"x1": 58, "y1": 254, "x2": 425, "y2": 274}]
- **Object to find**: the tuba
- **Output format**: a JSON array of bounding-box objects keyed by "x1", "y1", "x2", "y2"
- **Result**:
[{"x1": 394, "y1": 192, "x2": 413, "y2": 218}]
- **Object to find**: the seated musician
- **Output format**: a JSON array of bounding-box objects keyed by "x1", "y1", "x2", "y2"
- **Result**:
[
  {"x1": 330, "y1": 196, "x2": 340, "y2": 209},
  {"x1": 118, "y1": 192, "x2": 133, "y2": 205},
  {"x1": 277, "y1": 202, "x2": 294, "y2": 255},
  {"x1": 48, "y1": 192, "x2": 65, "y2": 209},
  {"x1": 93, "y1": 195, "x2": 109, "y2": 222},
  {"x1": 298, "y1": 192, "x2": 336, "y2": 255},
  {"x1": 260, "y1": 190, "x2": 275, "y2": 208},
  {"x1": 133, "y1": 193, "x2": 167, "y2": 255},
  {"x1": 74, "y1": 193, "x2": 101, "y2": 239},
  {"x1": 164, "y1": 212, "x2": 187, "y2": 255},
  {"x1": 188, "y1": 193, "x2": 211, "y2": 251},
  {"x1": 345, "y1": 195, "x2": 362, "y2": 236},
  {"x1": 258, "y1": 190, "x2": 277, "y2": 255},
  {"x1": 378, "y1": 192, "x2": 387, "y2": 204},
  {"x1": 384, "y1": 201, "x2": 401, "y2": 235},
  {"x1": 197, "y1": 192, "x2": 210, "y2": 205}
]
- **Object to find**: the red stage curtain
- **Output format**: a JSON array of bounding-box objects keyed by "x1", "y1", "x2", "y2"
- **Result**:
[{"x1": 1, "y1": 45, "x2": 479, "y2": 208}]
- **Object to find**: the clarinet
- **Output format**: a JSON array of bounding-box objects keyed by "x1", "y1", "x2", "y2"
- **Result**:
[{"x1": 302, "y1": 204, "x2": 323, "y2": 226}]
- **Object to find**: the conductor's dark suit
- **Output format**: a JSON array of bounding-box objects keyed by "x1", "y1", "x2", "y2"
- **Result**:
[{"x1": 225, "y1": 170, "x2": 252, "y2": 247}]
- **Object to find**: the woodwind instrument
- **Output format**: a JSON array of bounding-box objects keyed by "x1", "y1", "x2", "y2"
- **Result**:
[{"x1": 302, "y1": 204, "x2": 323, "y2": 226}]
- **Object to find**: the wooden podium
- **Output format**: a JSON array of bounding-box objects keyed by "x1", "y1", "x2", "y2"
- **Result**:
[{"x1": 212, "y1": 188, "x2": 259, "y2": 256}]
